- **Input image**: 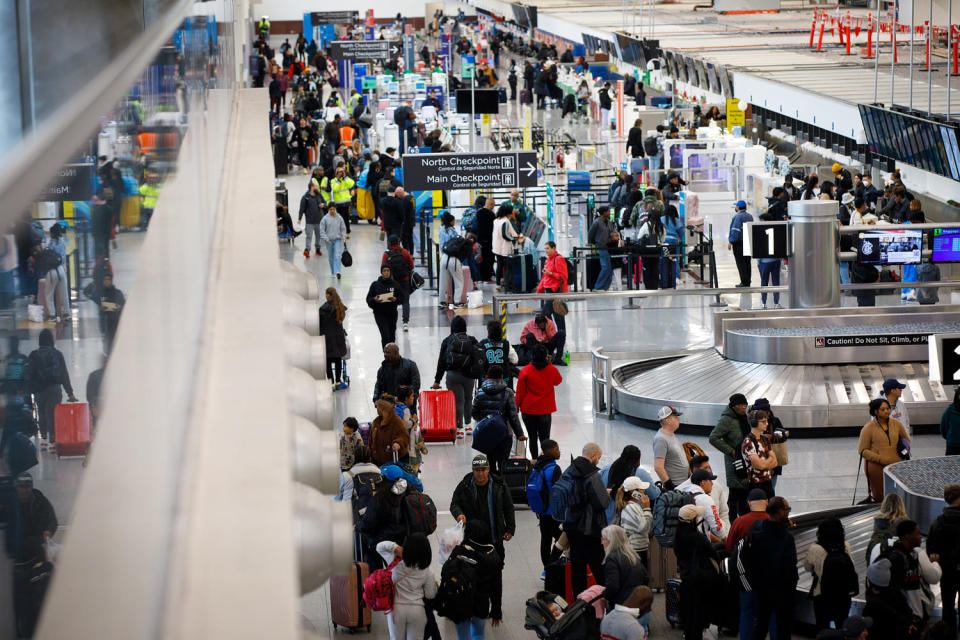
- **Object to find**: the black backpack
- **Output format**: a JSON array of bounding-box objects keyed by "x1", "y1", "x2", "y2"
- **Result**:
[
  {"x1": 30, "y1": 349, "x2": 60, "y2": 390},
  {"x1": 387, "y1": 249, "x2": 410, "y2": 281},
  {"x1": 443, "y1": 235, "x2": 469, "y2": 259},
  {"x1": 350, "y1": 470, "x2": 385, "y2": 528},
  {"x1": 817, "y1": 547, "x2": 860, "y2": 602},
  {"x1": 435, "y1": 552, "x2": 478, "y2": 623},
  {"x1": 393, "y1": 106, "x2": 409, "y2": 127},
  {"x1": 34, "y1": 248, "x2": 62, "y2": 275},
  {"x1": 643, "y1": 135, "x2": 659, "y2": 157}
]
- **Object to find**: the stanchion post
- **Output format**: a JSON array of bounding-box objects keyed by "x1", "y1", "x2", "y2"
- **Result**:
[{"x1": 499, "y1": 301, "x2": 507, "y2": 340}]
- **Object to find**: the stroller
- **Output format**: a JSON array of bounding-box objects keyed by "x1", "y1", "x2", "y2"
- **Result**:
[{"x1": 524, "y1": 593, "x2": 601, "y2": 640}]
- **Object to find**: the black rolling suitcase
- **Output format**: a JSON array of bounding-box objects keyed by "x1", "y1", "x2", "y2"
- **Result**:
[
  {"x1": 584, "y1": 253, "x2": 601, "y2": 290},
  {"x1": 502, "y1": 440, "x2": 531, "y2": 504},
  {"x1": 506, "y1": 254, "x2": 537, "y2": 293}
]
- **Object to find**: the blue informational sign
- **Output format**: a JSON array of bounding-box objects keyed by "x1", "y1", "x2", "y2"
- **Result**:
[
  {"x1": 354, "y1": 63, "x2": 368, "y2": 77},
  {"x1": 365, "y1": 26, "x2": 375, "y2": 40},
  {"x1": 403, "y1": 34, "x2": 415, "y2": 70}
]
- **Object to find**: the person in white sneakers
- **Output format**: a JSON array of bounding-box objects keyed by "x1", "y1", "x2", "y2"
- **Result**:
[{"x1": 681, "y1": 469, "x2": 726, "y2": 543}]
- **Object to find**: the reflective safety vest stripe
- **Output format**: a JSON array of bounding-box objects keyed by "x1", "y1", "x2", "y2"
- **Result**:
[{"x1": 316, "y1": 177, "x2": 332, "y2": 203}]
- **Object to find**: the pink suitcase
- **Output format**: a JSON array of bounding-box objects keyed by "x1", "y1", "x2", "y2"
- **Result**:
[{"x1": 418, "y1": 389, "x2": 457, "y2": 442}]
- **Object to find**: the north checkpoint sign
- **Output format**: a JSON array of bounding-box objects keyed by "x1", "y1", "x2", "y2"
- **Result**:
[
  {"x1": 401, "y1": 152, "x2": 538, "y2": 191},
  {"x1": 328, "y1": 40, "x2": 401, "y2": 61}
]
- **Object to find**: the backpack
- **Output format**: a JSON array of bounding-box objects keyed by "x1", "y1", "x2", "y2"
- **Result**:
[
  {"x1": 865, "y1": 527, "x2": 895, "y2": 565},
  {"x1": 34, "y1": 248, "x2": 62, "y2": 275},
  {"x1": 30, "y1": 349, "x2": 61, "y2": 390},
  {"x1": 472, "y1": 412, "x2": 509, "y2": 455},
  {"x1": 350, "y1": 470, "x2": 385, "y2": 527},
  {"x1": 403, "y1": 490, "x2": 438, "y2": 535},
  {"x1": 526, "y1": 461, "x2": 558, "y2": 515},
  {"x1": 387, "y1": 249, "x2": 410, "y2": 281},
  {"x1": 363, "y1": 558, "x2": 400, "y2": 611},
  {"x1": 461, "y1": 207, "x2": 479, "y2": 233},
  {"x1": 817, "y1": 547, "x2": 860, "y2": 602},
  {"x1": 443, "y1": 235, "x2": 469, "y2": 258},
  {"x1": 393, "y1": 106, "x2": 408, "y2": 126},
  {"x1": 549, "y1": 467, "x2": 585, "y2": 527},
  {"x1": 446, "y1": 333, "x2": 477, "y2": 374},
  {"x1": 651, "y1": 489, "x2": 696, "y2": 548},
  {"x1": 643, "y1": 135, "x2": 659, "y2": 157},
  {"x1": 435, "y1": 553, "x2": 478, "y2": 623}
]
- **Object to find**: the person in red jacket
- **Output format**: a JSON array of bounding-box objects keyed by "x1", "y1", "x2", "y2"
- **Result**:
[
  {"x1": 537, "y1": 241, "x2": 568, "y2": 336},
  {"x1": 516, "y1": 344, "x2": 563, "y2": 458}
]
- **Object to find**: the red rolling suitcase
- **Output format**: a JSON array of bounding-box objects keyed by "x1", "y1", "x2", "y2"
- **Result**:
[
  {"x1": 54, "y1": 402, "x2": 92, "y2": 457},
  {"x1": 418, "y1": 389, "x2": 457, "y2": 443}
]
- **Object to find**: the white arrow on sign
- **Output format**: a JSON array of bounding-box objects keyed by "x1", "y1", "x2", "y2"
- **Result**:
[
  {"x1": 522, "y1": 161, "x2": 536, "y2": 177},
  {"x1": 953, "y1": 344, "x2": 960, "y2": 381},
  {"x1": 390, "y1": 45, "x2": 400, "y2": 56}
]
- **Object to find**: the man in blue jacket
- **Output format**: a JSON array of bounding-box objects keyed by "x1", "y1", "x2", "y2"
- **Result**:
[{"x1": 728, "y1": 200, "x2": 754, "y2": 287}]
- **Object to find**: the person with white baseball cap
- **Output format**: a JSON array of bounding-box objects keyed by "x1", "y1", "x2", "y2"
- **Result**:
[
  {"x1": 653, "y1": 406, "x2": 688, "y2": 490},
  {"x1": 615, "y1": 476, "x2": 654, "y2": 566}
]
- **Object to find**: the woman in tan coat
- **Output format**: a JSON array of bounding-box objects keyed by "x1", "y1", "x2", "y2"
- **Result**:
[
  {"x1": 858, "y1": 398, "x2": 910, "y2": 502},
  {"x1": 369, "y1": 397, "x2": 410, "y2": 465}
]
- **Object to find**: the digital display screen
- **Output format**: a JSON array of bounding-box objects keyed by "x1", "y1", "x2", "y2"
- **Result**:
[
  {"x1": 614, "y1": 32, "x2": 644, "y2": 65},
  {"x1": 694, "y1": 59, "x2": 709, "y2": 90},
  {"x1": 932, "y1": 228, "x2": 960, "y2": 262},
  {"x1": 455, "y1": 89, "x2": 499, "y2": 114},
  {"x1": 706, "y1": 62, "x2": 720, "y2": 95},
  {"x1": 685, "y1": 57, "x2": 699, "y2": 87},
  {"x1": 717, "y1": 65, "x2": 733, "y2": 97},
  {"x1": 856, "y1": 229, "x2": 922, "y2": 265},
  {"x1": 509, "y1": 4, "x2": 537, "y2": 29},
  {"x1": 859, "y1": 104, "x2": 960, "y2": 182}
]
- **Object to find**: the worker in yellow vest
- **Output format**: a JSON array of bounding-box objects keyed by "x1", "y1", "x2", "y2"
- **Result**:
[
  {"x1": 311, "y1": 168, "x2": 331, "y2": 205},
  {"x1": 329, "y1": 165, "x2": 356, "y2": 238},
  {"x1": 257, "y1": 16, "x2": 270, "y2": 38},
  {"x1": 138, "y1": 172, "x2": 161, "y2": 230}
]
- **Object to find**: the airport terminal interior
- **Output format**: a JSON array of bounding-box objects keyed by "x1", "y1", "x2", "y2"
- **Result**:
[{"x1": 1, "y1": 0, "x2": 960, "y2": 638}]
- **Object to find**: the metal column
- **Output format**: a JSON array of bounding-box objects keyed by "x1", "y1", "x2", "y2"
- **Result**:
[{"x1": 788, "y1": 199, "x2": 840, "y2": 308}]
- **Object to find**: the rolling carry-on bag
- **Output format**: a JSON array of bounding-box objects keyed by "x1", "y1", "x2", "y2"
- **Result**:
[
  {"x1": 520, "y1": 89, "x2": 532, "y2": 104},
  {"x1": 506, "y1": 254, "x2": 537, "y2": 293},
  {"x1": 503, "y1": 439, "x2": 531, "y2": 504},
  {"x1": 648, "y1": 534, "x2": 679, "y2": 591},
  {"x1": 585, "y1": 253, "x2": 602, "y2": 291},
  {"x1": 665, "y1": 578, "x2": 682, "y2": 627},
  {"x1": 418, "y1": 389, "x2": 457, "y2": 442},
  {"x1": 54, "y1": 402, "x2": 92, "y2": 457},
  {"x1": 330, "y1": 533, "x2": 372, "y2": 632},
  {"x1": 658, "y1": 256, "x2": 676, "y2": 289},
  {"x1": 544, "y1": 556, "x2": 597, "y2": 604},
  {"x1": 629, "y1": 157, "x2": 645, "y2": 177}
]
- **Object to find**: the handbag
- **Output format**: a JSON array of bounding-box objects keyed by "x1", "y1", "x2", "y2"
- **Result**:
[
  {"x1": 552, "y1": 299, "x2": 568, "y2": 316},
  {"x1": 340, "y1": 245, "x2": 353, "y2": 267},
  {"x1": 771, "y1": 441, "x2": 789, "y2": 466},
  {"x1": 410, "y1": 271, "x2": 425, "y2": 291}
]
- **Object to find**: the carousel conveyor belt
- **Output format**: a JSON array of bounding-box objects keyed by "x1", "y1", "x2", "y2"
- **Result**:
[{"x1": 612, "y1": 349, "x2": 949, "y2": 434}]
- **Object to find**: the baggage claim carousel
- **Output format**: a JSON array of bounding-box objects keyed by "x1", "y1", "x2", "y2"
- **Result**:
[{"x1": 612, "y1": 306, "x2": 960, "y2": 434}]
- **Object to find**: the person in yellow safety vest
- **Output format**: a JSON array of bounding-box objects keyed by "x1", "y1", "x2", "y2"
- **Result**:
[
  {"x1": 312, "y1": 168, "x2": 331, "y2": 204},
  {"x1": 329, "y1": 164, "x2": 356, "y2": 238},
  {"x1": 347, "y1": 89, "x2": 363, "y2": 114},
  {"x1": 138, "y1": 172, "x2": 160, "y2": 231},
  {"x1": 258, "y1": 16, "x2": 270, "y2": 38}
]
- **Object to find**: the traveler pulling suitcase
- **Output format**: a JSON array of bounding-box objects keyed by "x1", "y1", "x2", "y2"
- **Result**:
[
  {"x1": 418, "y1": 389, "x2": 457, "y2": 443},
  {"x1": 330, "y1": 532, "x2": 373, "y2": 632},
  {"x1": 54, "y1": 402, "x2": 92, "y2": 457},
  {"x1": 503, "y1": 439, "x2": 531, "y2": 504}
]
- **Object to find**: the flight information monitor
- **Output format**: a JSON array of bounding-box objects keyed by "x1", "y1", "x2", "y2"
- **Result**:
[
  {"x1": 856, "y1": 229, "x2": 922, "y2": 265},
  {"x1": 932, "y1": 227, "x2": 960, "y2": 263}
]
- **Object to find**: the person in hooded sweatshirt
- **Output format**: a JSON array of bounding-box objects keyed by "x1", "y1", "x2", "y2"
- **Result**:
[
  {"x1": 26, "y1": 328, "x2": 77, "y2": 449},
  {"x1": 366, "y1": 264, "x2": 400, "y2": 346},
  {"x1": 515, "y1": 344, "x2": 562, "y2": 459},
  {"x1": 369, "y1": 396, "x2": 410, "y2": 466},
  {"x1": 376, "y1": 533, "x2": 437, "y2": 640},
  {"x1": 471, "y1": 365, "x2": 526, "y2": 476},
  {"x1": 432, "y1": 316, "x2": 480, "y2": 438}
]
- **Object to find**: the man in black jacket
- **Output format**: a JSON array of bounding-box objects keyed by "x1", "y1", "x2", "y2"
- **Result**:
[
  {"x1": 372, "y1": 342, "x2": 420, "y2": 409},
  {"x1": 747, "y1": 497, "x2": 798, "y2": 639},
  {"x1": 451, "y1": 454, "x2": 516, "y2": 562},
  {"x1": 380, "y1": 185, "x2": 406, "y2": 243},
  {"x1": 297, "y1": 181, "x2": 325, "y2": 259},
  {"x1": 323, "y1": 114, "x2": 341, "y2": 156},
  {"x1": 471, "y1": 365, "x2": 527, "y2": 476},
  {"x1": 599, "y1": 82, "x2": 613, "y2": 130},
  {"x1": 765, "y1": 187, "x2": 790, "y2": 221},
  {"x1": 565, "y1": 442, "x2": 611, "y2": 597},
  {"x1": 928, "y1": 484, "x2": 960, "y2": 638},
  {"x1": 15, "y1": 473, "x2": 57, "y2": 562},
  {"x1": 475, "y1": 197, "x2": 496, "y2": 282},
  {"x1": 366, "y1": 266, "x2": 401, "y2": 346}
]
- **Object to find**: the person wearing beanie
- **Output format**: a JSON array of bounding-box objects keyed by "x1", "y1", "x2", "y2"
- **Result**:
[
  {"x1": 862, "y1": 557, "x2": 912, "y2": 640},
  {"x1": 833, "y1": 163, "x2": 854, "y2": 199},
  {"x1": 516, "y1": 344, "x2": 562, "y2": 458},
  {"x1": 366, "y1": 264, "x2": 400, "y2": 346},
  {"x1": 710, "y1": 393, "x2": 751, "y2": 518},
  {"x1": 432, "y1": 316, "x2": 481, "y2": 438},
  {"x1": 26, "y1": 328, "x2": 77, "y2": 450}
]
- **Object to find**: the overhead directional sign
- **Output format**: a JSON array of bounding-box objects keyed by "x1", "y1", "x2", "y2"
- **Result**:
[
  {"x1": 401, "y1": 152, "x2": 539, "y2": 191},
  {"x1": 38, "y1": 163, "x2": 94, "y2": 202},
  {"x1": 328, "y1": 40, "x2": 401, "y2": 61},
  {"x1": 941, "y1": 337, "x2": 960, "y2": 383},
  {"x1": 310, "y1": 11, "x2": 359, "y2": 25}
]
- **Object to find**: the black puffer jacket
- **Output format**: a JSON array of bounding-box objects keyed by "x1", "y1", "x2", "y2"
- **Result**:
[
  {"x1": 318, "y1": 301, "x2": 347, "y2": 359},
  {"x1": 450, "y1": 472, "x2": 516, "y2": 543},
  {"x1": 447, "y1": 539, "x2": 504, "y2": 619},
  {"x1": 471, "y1": 379, "x2": 523, "y2": 438}
]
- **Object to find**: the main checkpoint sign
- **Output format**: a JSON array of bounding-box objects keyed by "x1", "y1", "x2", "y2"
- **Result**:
[
  {"x1": 328, "y1": 40, "x2": 401, "y2": 61},
  {"x1": 401, "y1": 151, "x2": 538, "y2": 191}
]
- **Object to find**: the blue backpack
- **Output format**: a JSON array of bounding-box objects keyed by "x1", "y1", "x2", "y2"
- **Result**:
[
  {"x1": 549, "y1": 467, "x2": 584, "y2": 526},
  {"x1": 526, "y1": 460, "x2": 558, "y2": 515},
  {"x1": 460, "y1": 207, "x2": 479, "y2": 234}
]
